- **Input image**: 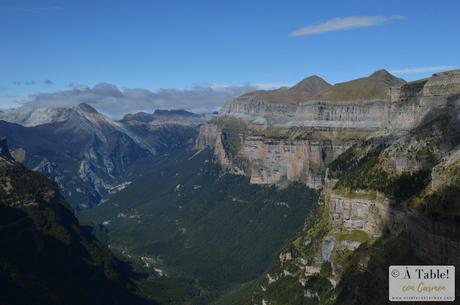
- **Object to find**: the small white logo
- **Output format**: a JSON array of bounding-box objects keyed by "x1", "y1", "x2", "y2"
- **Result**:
[{"x1": 389, "y1": 265, "x2": 455, "y2": 302}]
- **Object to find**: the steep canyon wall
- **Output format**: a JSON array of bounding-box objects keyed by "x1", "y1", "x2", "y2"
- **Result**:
[{"x1": 198, "y1": 70, "x2": 460, "y2": 191}]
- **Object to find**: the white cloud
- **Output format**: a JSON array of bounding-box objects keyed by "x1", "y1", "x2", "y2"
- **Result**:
[
  {"x1": 0, "y1": 82, "x2": 284, "y2": 118},
  {"x1": 389, "y1": 66, "x2": 458, "y2": 74},
  {"x1": 199, "y1": 82, "x2": 292, "y2": 90},
  {"x1": 290, "y1": 16, "x2": 404, "y2": 37},
  {"x1": 251, "y1": 82, "x2": 294, "y2": 89},
  {"x1": 0, "y1": 95, "x2": 34, "y2": 110}
]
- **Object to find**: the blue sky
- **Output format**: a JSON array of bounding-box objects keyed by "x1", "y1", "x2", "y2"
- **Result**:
[{"x1": 0, "y1": 0, "x2": 459, "y2": 113}]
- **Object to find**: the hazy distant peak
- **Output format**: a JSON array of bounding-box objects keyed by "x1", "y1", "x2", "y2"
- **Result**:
[
  {"x1": 0, "y1": 106, "x2": 73, "y2": 127},
  {"x1": 121, "y1": 111, "x2": 154, "y2": 123},
  {"x1": 153, "y1": 109, "x2": 199, "y2": 117}
]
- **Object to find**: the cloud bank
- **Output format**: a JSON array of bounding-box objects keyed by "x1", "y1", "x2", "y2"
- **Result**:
[
  {"x1": 389, "y1": 66, "x2": 458, "y2": 74},
  {"x1": 2, "y1": 83, "x2": 268, "y2": 118},
  {"x1": 13, "y1": 79, "x2": 54, "y2": 86},
  {"x1": 290, "y1": 16, "x2": 403, "y2": 37}
]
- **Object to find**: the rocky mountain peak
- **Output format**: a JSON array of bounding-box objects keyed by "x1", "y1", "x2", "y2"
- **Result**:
[
  {"x1": 77, "y1": 102, "x2": 99, "y2": 114},
  {"x1": 231, "y1": 75, "x2": 331, "y2": 108},
  {"x1": 370, "y1": 69, "x2": 392, "y2": 77},
  {"x1": 317, "y1": 69, "x2": 406, "y2": 101},
  {"x1": 369, "y1": 69, "x2": 405, "y2": 84},
  {"x1": 288, "y1": 75, "x2": 331, "y2": 95}
]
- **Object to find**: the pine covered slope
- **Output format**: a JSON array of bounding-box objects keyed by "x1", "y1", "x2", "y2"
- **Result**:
[{"x1": 0, "y1": 138, "x2": 155, "y2": 305}]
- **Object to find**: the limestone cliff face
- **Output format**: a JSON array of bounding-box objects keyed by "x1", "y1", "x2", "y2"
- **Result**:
[
  {"x1": 240, "y1": 137, "x2": 346, "y2": 188},
  {"x1": 250, "y1": 71, "x2": 460, "y2": 304},
  {"x1": 221, "y1": 70, "x2": 404, "y2": 130},
  {"x1": 386, "y1": 69, "x2": 460, "y2": 131},
  {"x1": 199, "y1": 70, "x2": 460, "y2": 304},
  {"x1": 220, "y1": 75, "x2": 331, "y2": 127},
  {"x1": 197, "y1": 122, "x2": 353, "y2": 189},
  {"x1": 290, "y1": 100, "x2": 386, "y2": 129},
  {"x1": 220, "y1": 92, "x2": 390, "y2": 130},
  {"x1": 196, "y1": 122, "x2": 231, "y2": 167},
  {"x1": 199, "y1": 70, "x2": 460, "y2": 195},
  {"x1": 198, "y1": 70, "x2": 405, "y2": 189},
  {"x1": 220, "y1": 96, "x2": 297, "y2": 126}
]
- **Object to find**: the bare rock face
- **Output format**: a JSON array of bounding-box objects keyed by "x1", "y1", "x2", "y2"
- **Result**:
[
  {"x1": 196, "y1": 123, "x2": 232, "y2": 166},
  {"x1": 329, "y1": 193, "x2": 389, "y2": 236},
  {"x1": 199, "y1": 70, "x2": 406, "y2": 189},
  {"x1": 197, "y1": 122, "x2": 353, "y2": 189},
  {"x1": 321, "y1": 235, "x2": 336, "y2": 262},
  {"x1": 221, "y1": 70, "x2": 404, "y2": 129},
  {"x1": 244, "y1": 70, "x2": 460, "y2": 305},
  {"x1": 220, "y1": 75, "x2": 331, "y2": 126},
  {"x1": 220, "y1": 97, "x2": 297, "y2": 126},
  {"x1": 386, "y1": 69, "x2": 460, "y2": 131},
  {"x1": 240, "y1": 137, "x2": 343, "y2": 189},
  {"x1": 199, "y1": 69, "x2": 460, "y2": 193},
  {"x1": 289, "y1": 100, "x2": 386, "y2": 130}
]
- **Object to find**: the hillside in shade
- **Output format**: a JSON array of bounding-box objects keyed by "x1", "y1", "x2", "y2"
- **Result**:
[{"x1": 0, "y1": 138, "x2": 155, "y2": 305}]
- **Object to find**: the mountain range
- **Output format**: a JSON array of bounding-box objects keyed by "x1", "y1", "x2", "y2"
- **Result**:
[
  {"x1": 0, "y1": 105, "x2": 207, "y2": 209},
  {"x1": 1, "y1": 68, "x2": 460, "y2": 305}
]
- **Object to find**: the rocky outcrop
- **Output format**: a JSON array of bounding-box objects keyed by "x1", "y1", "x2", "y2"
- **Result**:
[
  {"x1": 385, "y1": 69, "x2": 460, "y2": 131},
  {"x1": 196, "y1": 122, "x2": 231, "y2": 166},
  {"x1": 329, "y1": 191, "x2": 390, "y2": 236},
  {"x1": 239, "y1": 137, "x2": 347, "y2": 188}
]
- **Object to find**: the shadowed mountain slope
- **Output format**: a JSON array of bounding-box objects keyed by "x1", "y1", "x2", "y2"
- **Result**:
[{"x1": 0, "y1": 138, "x2": 156, "y2": 305}]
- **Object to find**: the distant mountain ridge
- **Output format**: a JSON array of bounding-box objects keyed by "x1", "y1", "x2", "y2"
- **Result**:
[
  {"x1": 121, "y1": 109, "x2": 211, "y2": 126},
  {"x1": 219, "y1": 69, "x2": 406, "y2": 127},
  {"x1": 154, "y1": 109, "x2": 199, "y2": 117}
]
